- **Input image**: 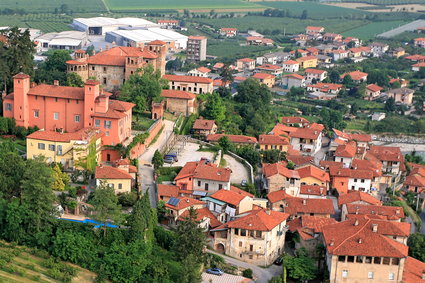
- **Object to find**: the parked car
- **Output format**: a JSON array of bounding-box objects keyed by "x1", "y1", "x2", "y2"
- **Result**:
[
  {"x1": 206, "y1": 268, "x2": 224, "y2": 276},
  {"x1": 164, "y1": 156, "x2": 174, "y2": 164},
  {"x1": 241, "y1": 179, "x2": 247, "y2": 187},
  {"x1": 165, "y1": 153, "x2": 178, "y2": 162}
]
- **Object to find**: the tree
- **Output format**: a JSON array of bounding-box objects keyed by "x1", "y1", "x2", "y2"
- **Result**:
[
  {"x1": 261, "y1": 149, "x2": 286, "y2": 164},
  {"x1": 235, "y1": 78, "x2": 272, "y2": 109},
  {"x1": 329, "y1": 70, "x2": 340, "y2": 83},
  {"x1": 66, "y1": 72, "x2": 84, "y2": 87},
  {"x1": 90, "y1": 182, "x2": 123, "y2": 237},
  {"x1": 300, "y1": 10, "x2": 308, "y2": 19},
  {"x1": 320, "y1": 109, "x2": 346, "y2": 130},
  {"x1": 385, "y1": 97, "x2": 396, "y2": 112},
  {"x1": 173, "y1": 207, "x2": 207, "y2": 261},
  {"x1": 219, "y1": 65, "x2": 234, "y2": 86},
  {"x1": 128, "y1": 192, "x2": 157, "y2": 243},
  {"x1": 243, "y1": 268, "x2": 253, "y2": 279},
  {"x1": 152, "y1": 150, "x2": 164, "y2": 170},
  {"x1": 408, "y1": 233, "x2": 425, "y2": 262},
  {"x1": 0, "y1": 27, "x2": 35, "y2": 92},
  {"x1": 52, "y1": 230, "x2": 95, "y2": 264},
  {"x1": 202, "y1": 93, "x2": 226, "y2": 123},
  {"x1": 286, "y1": 161, "x2": 295, "y2": 170},
  {"x1": 367, "y1": 70, "x2": 390, "y2": 87},
  {"x1": 35, "y1": 50, "x2": 72, "y2": 85},
  {"x1": 283, "y1": 250, "x2": 318, "y2": 282},
  {"x1": 218, "y1": 136, "x2": 233, "y2": 153},
  {"x1": 119, "y1": 65, "x2": 167, "y2": 113},
  {"x1": 342, "y1": 74, "x2": 354, "y2": 88},
  {"x1": 52, "y1": 164, "x2": 70, "y2": 191},
  {"x1": 350, "y1": 103, "x2": 359, "y2": 115}
]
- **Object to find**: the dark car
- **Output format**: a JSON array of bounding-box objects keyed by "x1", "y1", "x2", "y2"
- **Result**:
[
  {"x1": 274, "y1": 256, "x2": 284, "y2": 265},
  {"x1": 165, "y1": 153, "x2": 178, "y2": 162},
  {"x1": 206, "y1": 268, "x2": 224, "y2": 276}
]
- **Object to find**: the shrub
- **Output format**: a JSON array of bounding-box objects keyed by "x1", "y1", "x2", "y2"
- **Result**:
[
  {"x1": 118, "y1": 192, "x2": 138, "y2": 207},
  {"x1": 243, "y1": 268, "x2": 253, "y2": 278}
]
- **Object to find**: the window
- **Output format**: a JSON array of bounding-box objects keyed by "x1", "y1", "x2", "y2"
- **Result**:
[
  {"x1": 74, "y1": 115, "x2": 80, "y2": 123},
  {"x1": 34, "y1": 110, "x2": 39, "y2": 118},
  {"x1": 106, "y1": 131, "x2": 109, "y2": 136},
  {"x1": 104, "y1": 120, "x2": 112, "y2": 129},
  {"x1": 53, "y1": 112, "x2": 59, "y2": 120},
  {"x1": 6, "y1": 103, "x2": 12, "y2": 111},
  {"x1": 356, "y1": 256, "x2": 364, "y2": 263},
  {"x1": 347, "y1": 256, "x2": 354, "y2": 263},
  {"x1": 103, "y1": 78, "x2": 107, "y2": 84},
  {"x1": 198, "y1": 181, "x2": 201, "y2": 187},
  {"x1": 205, "y1": 183, "x2": 209, "y2": 191},
  {"x1": 57, "y1": 145, "x2": 62, "y2": 155},
  {"x1": 239, "y1": 241, "x2": 242, "y2": 247},
  {"x1": 103, "y1": 67, "x2": 107, "y2": 72},
  {"x1": 383, "y1": 257, "x2": 391, "y2": 265},
  {"x1": 234, "y1": 228, "x2": 239, "y2": 235},
  {"x1": 219, "y1": 184, "x2": 223, "y2": 190},
  {"x1": 365, "y1": 257, "x2": 372, "y2": 264},
  {"x1": 392, "y1": 258, "x2": 399, "y2": 265},
  {"x1": 109, "y1": 183, "x2": 114, "y2": 189},
  {"x1": 48, "y1": 144, "x2": 55, "y2": 151},
  {"x1": 361, "y1": 179, "x2": 365, "y2": 183},
  {"x1": 92, "y1": 66, "x2": 95, "y2": 71},
  {"x1": 342, "y1": 270, "x2": 348, "y2": 278},
  {"x1": 389, "y1": 272, "x2": 395, "y2": 280},
  {"x1": 249, "y1": 245, "x2": 253, "y2": 251},
  {"x1": 373, "y1": 257, "x2": 381, "y2": 264},
  {"x1": 95, "y1": 119, "x2": 100, "y2": 127},
  {"x1": 55, "y1": 98, "x2": 58, "y2": 102},
  {"x1": 118, "y1": 184, "x2": 123, "y2": 190},
  {"x1": 354, "y1": 178, "x2": 357, "y2": 182},
  {"x1": 38, "y1": 143, "x2": 45, "y2": 150},
  {"x1": 368, "y1": 272, "x2": 374, "y2": 279},
  {"x1": 241, "y1": 229, "x2": 246, "y2": 236},
  {"x1": 338, "y1": 256, "x2": 346, "y2": 262}
]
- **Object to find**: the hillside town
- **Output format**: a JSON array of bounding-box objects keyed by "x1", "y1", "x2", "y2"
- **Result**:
[{"x1": 3, "y1": 5, "x2": 425, "y2": 283}]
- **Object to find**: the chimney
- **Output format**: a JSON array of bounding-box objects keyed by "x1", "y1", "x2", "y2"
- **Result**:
[
  {"x1": 53, "y1": 80, "x2": 59, "y2": 86},
  {"x1": 265, "y1": 209, "x2": 271, "y2": 215},
  {"x1": 396, "y1": 209, "x2": 400, "y2": 215},
  {"x1": 320, "y1": 187, "x2": 324, "y2": 195},
  {"x1": 329, "y1": 240, "x2": 334, "y2": 246},
  {"x1": 186, "y1": 199, "x2": 189, "y2": 203},
  {"x1": 422, "y1": 271, "x2": 425, "y2": 280},
  {"x1": 372, "y1": 224, "x2": 378, "y2": 232},
  {"x1": 354, "y1": 219, "x2": 359, "y2": 226},
  {"x1": 1, "y1": 90, "x2": 6, "y2": 99},
  {"x1": 30, "y1": 82, "x2": 36, "y2": 88},
  {"x1": 358, "y1": 238, "x2": 362, "y2": 244}
]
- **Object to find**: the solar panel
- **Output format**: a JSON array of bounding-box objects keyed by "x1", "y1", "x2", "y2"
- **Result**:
[{"x1": 167, "y1": 197, "x2": 180, "y2": 207}]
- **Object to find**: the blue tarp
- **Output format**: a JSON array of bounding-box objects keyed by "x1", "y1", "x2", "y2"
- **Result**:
[{"x1": 59, "y1": 218, "x2": 119, "y2": 228}]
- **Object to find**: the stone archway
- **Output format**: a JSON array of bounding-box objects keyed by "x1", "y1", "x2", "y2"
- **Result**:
[{"x1": 215, "y1": 243, "x2": 225, "y2": 254}]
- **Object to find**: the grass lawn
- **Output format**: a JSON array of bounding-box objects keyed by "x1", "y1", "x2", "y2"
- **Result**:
[
  {"x1": 341, "y1": 20, "x2": 407, "y2": 40},
  {"x1": 105, "y1": 0, "x2": 262, "y2": 11},
  {"x1": 346, "y1": 119, "x2": 368, "y2": 131},
  {"x1": 133, "y1": 114, "x2": 155, "y2": 132},
  {"x1": 157, "y1": 166, "x2": 182, "y2": 183},
  {"x1": 345, "y1": 98, "x2": 385, "y2": 110}
]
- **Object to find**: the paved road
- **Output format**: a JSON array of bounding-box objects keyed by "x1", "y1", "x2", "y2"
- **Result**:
[
  {"x1": 224, "y1": 154, "x2": 249, "y2": 185},
  {"x1": 138, "y1": 119, "x2": 174, "y2": 208},
  {"x1": 207, "y1": 250, "x2": 282, "y2": 283},
  {"x1": 378, "y1": 19, "x2": 425, "y2": 38},
  {"x1": 314, "y1": 136, "x2": 329, "y2": 166}
]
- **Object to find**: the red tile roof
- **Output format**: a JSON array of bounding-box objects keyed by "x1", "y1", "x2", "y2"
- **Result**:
[
  {"x1": 296, "y1": 165, "x2": 330, "y2": 182},
  {"x1": 163, "y1": 74, "x2": 213, "y2": 84},
  {"x1": 281, "y1": 116, "x2": 309, "y2": 125},
  {"x1": 197, "y1": 66, "x2": 211, "y2": 73},
  {"x1": 404, "y1": 174, "x2": 425, "y2": 188},
  {"x1": 403, "y1": 256, "x2": 425, "y2": 283},
  {"x1": 405, "y1": 54, "x2": 425, "y2": 61},
  {"x1": 341, "y1": 70, "x2": 368, "y2": 81},
  {"x1": 267, "y1": 190, "x2": 294, "y2": 203},
  {"x1": 257, "y1": 64, "x2": 282, "y2": 70},
  {"x1": 165, "y1": 197, "x2": 204, "y2": 210},
  {"x1": 290, "y1": 127, "x2": 321, "y2": 140},
  {"x1": 238, "y1": 58, "x2": 255, "y2": 63},
  {"x1": 323, "y1": 217, "x2": 409, "y2": 258},
  {"x1": 296, "y1": 55, "x2": 317, "y2": 62},
  {"x1": 329, "y1": 167, "x2": 373, "y2": 179},
  {"x1": 86, "y1": 46, "x2": 157, "y2": 66},
  {"x1": 149, "y1": 40, "x2": 166, "y2": 45},
  {"x1": 270, "y1": 124, "x2": 297, "y2": 137},
  {"x1": 346, "y1": 203, "x2": 405, "y2": 220},
  {"x1": 305, "y1": 68, "x2": 326, "y2": 75},
  {"x1": 263, "y1": 162, "x2": 300, "y2": 179},
  {"x1": 193, "y1": 119, "x2": 216, "y2": 130},
  {"x1": 179, "y1": 207, "x2": 221, "y2": 228},
  {"x1": 28, "y1": 84, "x2": 85, "y2": 100},
  {"x1": 320, "y1": 160, "x2": 343, "y2": 169},
  {"x1": 306, "y1": 26, "x2": 324, "y2": 31},
  {"x1": 157, "y1": 184, "x2": 179, "y2": 200},
  {"x1": 335, "y1": 141, "x2": 357, "y2": 158},
  {"x1": 300, "y1": 184, "x2": 327, "y2": 196},
  {"x1": 210, "y1": 187, "x2": 252, "y2": 206},
  {"x1": 95, "y1": 166, "x2": 133, "y2": 179},
  {"x1": 259, "y1": 134, "x2": 289, "y2": 145},
  {"x1": 207, "y1": 134, "x2": 258, "y2": 144},
  {"x1": 283, "y1": 60, "x2": 299, "y2": 65},
  {"x1": 212, "y1": 209, "x2": 289, "y2": 231},
  {"x1": 92, "y1": 100, "x2": 135, "y2": 119},
  {"x1": 189, "y1": 36, "x2": 207, "y2": 40},
  {"x1": 287, "y1": 155, "x2": 313, "y2": 166},
  {"x1": 161, "y1": 89, "x2": 196, "y2": 100},
  {"x1": 284, "y1": 197, "x2": 335, "y2": 215},
  {"x1": 338, "y1": 191, "x2": 382, "y2": 207},
  {"x1": 27, "y1": 128, "x2": 100, "y2": 143},
  {"x1": 174, "y1": 161, "x2": 232, "y2": 182},
  {"x1": 283, "y1": 73, "x2": 304, "y2": 80},
  {"x1": 351, "y1": 158, "x2": 382, "y2": 177},
  {"x1": 369, "y1": 146, "x2": 404, "y2": 163},
  {"x1": 288, "y1": 216, "x2": 336, "y2": 239},
  {"x1": 252, "y1": 72, "x2": 275, "y2": 80},
  {"x1": 307, "y1": 82, "x2": 343, "y2": 92},
  {"x1": 366, "y1": 84, "x2": 383, "y2": 92}
]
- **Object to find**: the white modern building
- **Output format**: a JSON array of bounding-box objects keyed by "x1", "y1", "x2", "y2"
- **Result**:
[
  {"x1": 72, "y1": 17, "x2": 159, "y2": 35},
  {"x1": 35, "y1": 31, "x2": 89, "y2": 53}
]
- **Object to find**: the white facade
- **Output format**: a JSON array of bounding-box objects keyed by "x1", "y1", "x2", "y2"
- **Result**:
[
  {"x1": 72, "y1": 17, "x2": 158, "y2": 35},
  {"x1": 347, "y1": 178, "x2": 372, "y2": 193},
  {"x1": 193, "y1": 178, "x2": 230, "y2": 194},
  {"x1": 290, "y1": 135, "x2": 322, "y2": 155},
  {"x1": 283, "y1": 62, "x2": 299, "y2": 73},
  {"x1": 334, "y1": 156, "x2": 353, "y2": 168}
]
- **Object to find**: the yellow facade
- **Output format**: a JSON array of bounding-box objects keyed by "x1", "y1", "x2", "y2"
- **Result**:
[
  {"x1": 297, "y1": 58, "x2": 318, "y2": 69},
  {"x1": 300, "y1": 176, "x2": 327, "y2": 187},
  {"x1": 259, "y1": 144, "x2": 288, "y2": 152},
  {"x1": 97, "y1": 178, "x2": 132, "y2": 194}
]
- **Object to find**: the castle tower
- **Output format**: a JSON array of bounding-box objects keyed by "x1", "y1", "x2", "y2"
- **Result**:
[
  {"x1": 12, "y1": 73, "x2": 31, "y2": 128},
  {"x1": 83, "y1": 80, "x2": 100, "y2": 128},
  {"x1": 147, "y1": 40, "x2": 168, "y2": 76}
]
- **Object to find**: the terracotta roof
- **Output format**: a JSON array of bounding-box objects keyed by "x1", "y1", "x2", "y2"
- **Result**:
[
  {"x1": 263, "y1": 162, "x2": 300, "y2": 179},
  {"x1": 193, "y1": 119, "x2": 216, "y2": 130},
  {"x1": 129, "y1": 165, "x2": 137, "y2": 173},
  {"x1": 161, "y1": 89, "x2": 196, "y2": 100},
  {"x1": 305, "y1": 68, "x2": 326, "y2": 75},
  {"x1": 283, "y1": 60, "x2": 299, "y2": 65},
  {"x1": 287, "y1": 155, "x2": 313, "y2": 166},
  {"x1": 174, "y1": 161, "x2": 232, "y2": 182},
  {"x1": 414, "y1": 38, "x2": 425, "y2": 41},
  {"x1": 413, "y1": 62, "x2": 425, "y2": 68},
  {"x1": 86, "y1": 46, "x2": 157, "y2": 66},
  {"x1": 27, "y1": 128, "x2": 99, "y2": 143},
  {"x1": 306, "y1": 26, "x2": 324, "y2": 31},
  {"x1": 300, "y1": 184, "x2": 327, "y2": 196},
  {"x1": 178, "y1": 207, "x2": 221, "y2": 228},
  {"x1": 220, "y1": 28, "x2": 237, "y2": 32},
  {"x1": 230, "y1": 185, "x2": 254, "y2": 198},
  {"x1": 403, "y1": 256, "x2": 425, "y2": 283},
  {"x1": 284, "y1": 197, "x2": 335, "y2": 215},
  {"x1": 212, "y1": 209, "x2": 289, "y2": 232},
  {"x1": 165, "y1": 196, "x2": 204, "y2": 210},
  {"x1": 210, "y1": 188, "x2": 252, "y2": 206},
  {"x1": 404, "y1": 174, "x2": 425, "y2": 188},
  {"x1": 335, "y1": 141, "x2": 357, "y2": 158},
  {"x1": 267, "y1": 190, "x2": 294, "y2": 203},
  {"x1": 27, "y1": 84, "x2": 85, "y2": 100},
  {"x1": 158, "y1": 20, "x2": 179, "y2": 23},
  {"x1": 270, "y1": 124, "x2": 297, "y2": 136},
  {"x1": 238, "y1": 58, "x2": 255, "y2": 63},
  {"x1": 149, "y1": 40, "x2": 166, "y2": 45},
  {"x1": 341, "y1": 70, "x2": 368, "y2": 81},
  {"x1": 157, "y1": 184, "x2": 179, "y2": 200},
  {"x1": 349, "y1": 133, "x2": 372, "y2": 142},
  {"x1": 320, "y1": 160, "x2": 343, "y2": 169},
  {"x1": 296, "y1": 56, "x2": 317, "y2": 62},
  {"x1": 281, "y1": 116, "x2": 309, "y2": 125},
  {"x1": 197, "y1": 66, "x2": 211, "y2": 73},
  {"x1": 13, "y1": 73, "x2": 30, "y2": 79},
  {"x1": 207, "y1": 134, "x2": 257, "y2": 144},
  {"x1": 369, "y1": 146, "x2": 404, "y2": 163},
  {"x1": 213, "y1": 62, "x2": 224, "y2": 69},
  {"x1": 307, "y1": 82, "x2": 343, "y2": 91},
  {"x1": 366, "y1": 84, "x2": 383, "y2": 92},
  {"x1": 92, "y1": 100, "x2": 135, "y2": 119},
  {"x1": 290, "y1": 127, "x2": 321, "y2": 140},
  {"x1": 296, "y1": 165, "x2": 329, "y2": 182},
  {"x1": 252, "y1": 73, "x2": 275, "y2": 80},
  {"x1": 351, "y1": 158, "x2": 382, "y2": 177},
  {"x1": 284, "y1": 73, "x2": 304, "y2": 80},
  {"x1": 95, "y1": 166, "x2": 133, "y2": 179},
  {"x1": 338, "y1": 191, "x2": 382, "y2": 207},
  {"x1": 66, "y1": 60, "x2": 87, "y2": 65},
  {"x1": 329, "y1": 167, "x2": 373, "y2": 179},
  {"x1": 346, "y1": 203, "x2": 405, "y2": 220},
  {"x1": 259, "y1": 134, "x2": 289, "y2": 145},
  {"x1": 288, "y1": 215, "x2": 336, "y2": 235},
  {"x1": 257, "y1": 64, "x2": 281, "y2": 70},
  {"x1": 322, "y1": 217, "x2": 409, "y2": 258},
  {"x1": 189, "y1": 36, "x2": 207, "y2": 40},
  {"x1": 405, "y1": 54, "x2": 425, "y2": 61},
  {"x1": 163, "y1": 74, "x2": 213, "y2": 84}
]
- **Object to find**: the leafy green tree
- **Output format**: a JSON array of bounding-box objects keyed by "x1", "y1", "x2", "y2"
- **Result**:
[
  {"x1": 364, "y1": 120, "x2": 372, "y2": 132},
  {"x1": 350, "y1": 103, "x2": 359, "y2": 115},
  {"x1": 408, "y1": 233, "x2": 425, "y2": 262},
  {"x1": 219, "y1": 64, "x2": 234, "y2": 86},
  {"x1": 261, "y1": 150, "x2": 286, "y2": 164},
  {"x1": 235, "y1": 78, "x2": 272, "y2": 109},
  {"x1": 218, "y1": 136, "x2": 233, "y2": 153},
  {"x1": 329, "y1": 70, "x2": 340, "y2": 83},
  {"x1": 320, "y1": 109, "x2": 346, "y2": 130},
  {"x1": 385, "y1": 97, "x2": 396, "y2": 112},
  {"x1": 0, "y1": 27, "x2": 35, "y2": 92},
  {"x1": 283, "y1": 250, "x2": 318, "y2": 282},
  {"x1": 300, "y1": 9, "x2": 308, "y2": 19},
  {"x1": 90, "y1": 182, "x2": 123, "y2": 237},
  {"x1": 66, "y1": 72, "x2": 84, "y2": 87},
  {"x1": 234, "y1": 146, "x2": 261, "y2": 168},
  {"x1": 180, "y1": 254, "x2": 202, "y2": 283},
  {"x1": 152, "y1": 150, "x2": 164, "y2": 169},
  {"x1": 367, "y1": 70, "x2": 390, "y2": 87},
  {"x1": 128, "y1": 192, "x2": 157, "y2": 243},
  {"x1": 52, "y1": 230, "x2": 95, "y2": 264},
  {"x1": 52, "y1": 164, "x2": 70, "y2": 191},
  {"x1": 35, "y1": 50, "x2": 72, "y2": 85},
  {"x1": 2, "y1": 199, "x2": 27, "y2": 242},
  {"x1": 286, "y1": 161, "x2": 295, "y2": 170},
  {"x1": 0, "y1": 151, "x2": 25, "y2": 200},
  {"x1": 342, "y1": 74, "x2": 354, "y2": 88},
  {"x1": 119, "y1": 65, "x2": 167, "y2": 113},
  {"x1": 202, "y1": 93, "x2": 226, "y2": 124}
]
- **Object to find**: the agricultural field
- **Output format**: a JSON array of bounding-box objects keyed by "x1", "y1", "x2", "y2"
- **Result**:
[
  {"x1": 341, "y1": 20, "x2": 408, "y2": 40},
  {"x1": 105, "y1": 0, "x2": 262, "y2": 11},
  {"x1": 336, "y1": 0, "x2": 424, "y2": 5},
  {"x1": 0, "y1": 14, "x2": 73, "y2": 33},
  {"x1": 0, "y1": 0, "x2": 106, "y2": 13},
  {"x1": 194, "y1": 16, "x2": 368, "y2": 35},
  {"x1": 0, "y1": 241, "x2": 97, "y2": 283},
  {"x1": 259, "y1": 1, "x2": 369, "y2": 18}
]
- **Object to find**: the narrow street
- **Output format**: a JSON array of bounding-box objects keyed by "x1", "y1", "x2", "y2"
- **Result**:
[
  {"x1": 138, "y1": 119, "x2": 174, "y2": 208},
  {"x1": 207, "y1": 250, "x2": 283, "y2": 283}
]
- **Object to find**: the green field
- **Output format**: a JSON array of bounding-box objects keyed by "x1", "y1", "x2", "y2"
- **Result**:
[
  {"x1": 261, "y1": 1, "x2": 369, "y2": 19},
  {"x1": 0, "y1": 0, "x2": 106, "y2": 13},
  {"x1": 338, "y1": 0, "x2": 424, "y2": 4},
  {"x1": 105, "y1": 0, "x2": 262, "y2": 11},
  {"x1": 341, "y1": 20, "x2": 408, "y2": 39},
  {"x1": 194, "y1": 16, "x2": 367, "y2": 35},
  {"x1": 0, "y1": 14, "x2": 73, "y2": 33}
]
